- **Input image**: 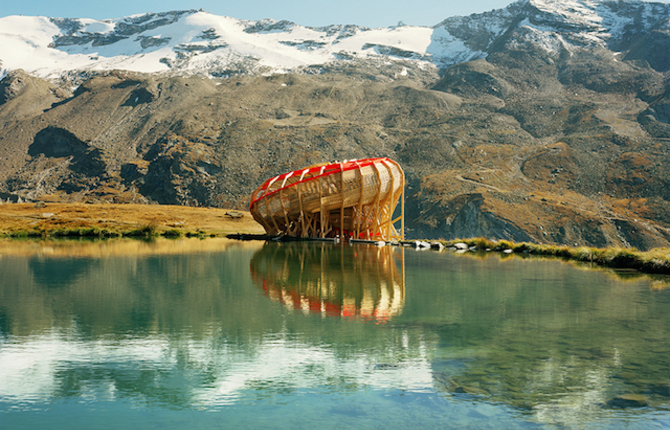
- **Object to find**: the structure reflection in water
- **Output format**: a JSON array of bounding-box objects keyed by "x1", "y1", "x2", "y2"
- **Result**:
[{"x1": 250, "y1": 242, "x2": 405, "y2": 323}]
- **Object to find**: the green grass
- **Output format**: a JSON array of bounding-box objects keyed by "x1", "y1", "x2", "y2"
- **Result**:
[
  {"x1": 0, "y1": 225, "x2": 218, "y2": 240},
  {"x1": 47, "y1": 227, "x2": 123, "y2": 238},
  {"x1": 441, "y1": 238, "x2": 670, "y2": 275}
]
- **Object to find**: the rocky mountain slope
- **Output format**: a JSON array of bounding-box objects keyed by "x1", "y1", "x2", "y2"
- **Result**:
[{"x1": 1, "y1": 0, "x2": 670, "y2": 249}]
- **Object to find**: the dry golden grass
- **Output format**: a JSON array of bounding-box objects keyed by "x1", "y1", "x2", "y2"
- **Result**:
[{"x1": 0, "y1": 203, "x2": 265, "y2": 238}]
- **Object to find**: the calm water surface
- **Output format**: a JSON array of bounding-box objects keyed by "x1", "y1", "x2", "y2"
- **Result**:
[{"x1": 1, "y1": 238, "x2": 669, "y2": 429}]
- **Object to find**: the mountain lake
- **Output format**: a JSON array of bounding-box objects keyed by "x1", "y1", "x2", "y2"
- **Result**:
[{"x1": 1, "y1": 238, "x2": 669, "y2": 429}]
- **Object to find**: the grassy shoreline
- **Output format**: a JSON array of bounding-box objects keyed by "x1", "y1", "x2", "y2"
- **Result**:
[
  {"x1": 437, "y1": 237, "x2": 670, "y2": 275},
  {"x1": 2, "y1": 224, "x2": 217, "y2": 239},
  {"x1": 1, "y1": 203, "x2": 669, "y2": 275}
]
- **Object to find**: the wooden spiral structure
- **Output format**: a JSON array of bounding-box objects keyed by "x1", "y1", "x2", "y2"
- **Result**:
[{"x1": 249, "y1": 158, "x2": 405, "y2": 240}]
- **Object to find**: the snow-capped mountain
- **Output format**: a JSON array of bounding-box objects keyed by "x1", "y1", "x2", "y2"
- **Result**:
[
  {"x1": 436, "y1": 0, "x2": 670, "y2": 62},
  {"x1": 0, "y1": 10, "x2": 438, "y2": 79},
  {"x1": 1, "y1": 0, "x2": 670, "y2": 80}
]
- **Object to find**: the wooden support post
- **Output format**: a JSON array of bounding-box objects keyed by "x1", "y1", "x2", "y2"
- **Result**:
[
  {"x1": 298, "y1": 169, "x2": 309, "y2": 237},
  {"x1": 384, "y1": 160, "x2": 395, "y2": 240},
  {"x1": 298, "y1": 182, "x2": 307, "y2": 237},
  {"x1": 370, "y1": 161, "x2": 383, "y2": 240},
  {"x1": 318, "y1": 168, "x2": 325, "y2": 238},
  {"x1": 278, "y1": 172, "x2": 294, "y2": 234},
  {"x1": 265, "y1": 197, "x2": 281, "y2": 235},
  {"x1": 279, "y1": 189, "x2": 290, "y2": 233},
  {"x1": 354, "y1": 161, "x2": 364, "y2": 240},
  {"x1": 401, "y1": 177, "x2": 405, "y2": 241},
  {"x1": 340, "y1": 163, "x2": 345, "y2": 238}
]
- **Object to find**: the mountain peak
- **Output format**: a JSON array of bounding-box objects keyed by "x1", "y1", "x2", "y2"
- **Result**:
[{"x1": 1, "y1": 1, "x2": 670, "y2": 80}]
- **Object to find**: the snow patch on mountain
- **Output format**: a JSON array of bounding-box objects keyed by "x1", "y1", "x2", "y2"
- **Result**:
[
  {"x1": 427, "y1": 26, "x2": 486, "y2": 67},
  {"x1": 507, "y1": 19, "x2": 568, "y2": 53},
  {"x1": 0, "y1": 10, "x2": 448, "y2": 79},
  {"x1": 527, "y1": 0, "x2": 670, "y2": 50},
  {"x1": 531, "y1": 0, "x2": 605, "y2": 30},
  {"x1": 1, "y1": 1, "x2": 670, "y2": 80}
]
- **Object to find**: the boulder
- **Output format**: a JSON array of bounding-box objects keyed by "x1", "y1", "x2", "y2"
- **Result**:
[
  {"x1": 431, "y1": 242, "x2": 445, "y2": 251},
  {"x1": 414, "y1": 240, "x2": 431, "y2": 249}
]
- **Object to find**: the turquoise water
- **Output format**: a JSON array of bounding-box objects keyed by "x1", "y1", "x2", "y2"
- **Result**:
[{"x1": 1, "y1": 239, "x2": 669, "y2": 429}]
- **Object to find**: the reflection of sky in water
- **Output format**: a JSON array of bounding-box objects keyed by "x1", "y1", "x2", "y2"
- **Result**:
[
  {"x1": 2, "y1": 329, "x2": 668, "y2": 428},
  {"x1": 1, "y1": 240, "x2": 669, "y2": 428},
  {"x1": 0, "y1": 330, "x2": 433, "y2": 407},
  {"x1": 193, "y1": 334, "x2": 433, "y2": 406}
]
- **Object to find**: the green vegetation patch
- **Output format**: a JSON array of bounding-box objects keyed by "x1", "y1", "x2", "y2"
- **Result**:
[{"x1": 442, "y1": 237, "x2": 670, "y2": 275}]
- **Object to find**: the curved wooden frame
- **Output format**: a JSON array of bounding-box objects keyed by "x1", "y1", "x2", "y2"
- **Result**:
[{"x1": 250, "y1": 157, "x2": 405, "y2": 240}]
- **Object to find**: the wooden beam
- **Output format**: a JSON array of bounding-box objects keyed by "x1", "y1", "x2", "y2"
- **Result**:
[
  {"x1": 318, "y1": 169, "x2": 324, "y2": 238},
  {"x1": 340, "y1": 162, "x2": 345, "y2": 238},
  {"x1": 265, "y1": 197, "x2": 281, "y2": 235},
  {"x1": 401, "y1": 175, "x2": 405, "y2": 241},
  {"x1": 354, "y1": 161, "x2": 365, "y2": 240},
  {"x1": 370, "y1": 161, "x2": 383, "y2": 240}
]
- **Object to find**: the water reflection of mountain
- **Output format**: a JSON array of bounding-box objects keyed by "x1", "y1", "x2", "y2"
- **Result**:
[
  {"x1": 0, "y1": 239, "x2": 422, "y2": 412},
  {"x1": 1, "y1": 240, "x2": 670, "y2": 427},
  {"x1": 399, "y1": 252, "x2": 670, "y2": 422},
  {"x1": 0, "y1": 239, "x2": 267, "y2": 338},
  {"x1": 28, "y1": 257, "x2": 94, "y2": 287},
  {"x1": 250, "y1": 242, "x2": 405, "y2": 323}
]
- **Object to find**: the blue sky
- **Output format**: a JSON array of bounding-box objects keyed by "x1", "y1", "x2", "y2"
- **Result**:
[{"x1": 1, "y1": 0, "x2": 519, "y2": 27}]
